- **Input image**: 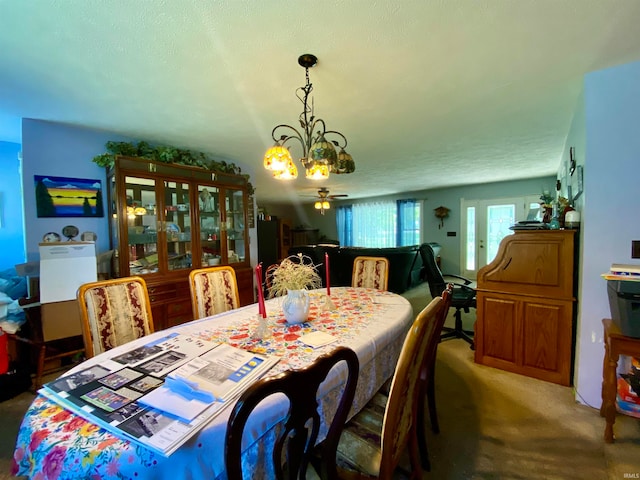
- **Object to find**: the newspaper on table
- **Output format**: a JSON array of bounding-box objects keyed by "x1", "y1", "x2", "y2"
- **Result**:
[
  {"x1": 40, "y1": 333, "x2": 279, "y2": 457},
  {"x1": 139, "y1": 343, "x2": 280, "y2": 420}
]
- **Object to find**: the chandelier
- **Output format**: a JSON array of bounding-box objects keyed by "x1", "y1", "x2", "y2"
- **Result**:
[{"x1": 263, "y1": 54, "x2": 355, "y2": 180}]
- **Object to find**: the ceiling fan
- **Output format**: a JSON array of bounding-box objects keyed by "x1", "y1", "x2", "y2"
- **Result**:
[{"x1": 303, "y1": 187, "x2": 348, "y2": 215}]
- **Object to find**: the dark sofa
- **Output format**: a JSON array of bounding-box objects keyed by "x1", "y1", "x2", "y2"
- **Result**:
[{"x1": 288, "y1": 243, "x2": 440, "y2": 294}]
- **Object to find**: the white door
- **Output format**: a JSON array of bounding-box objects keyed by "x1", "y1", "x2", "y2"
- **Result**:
[{"x1": 461, "y1": 195, "x2": 540, "y2": 279}]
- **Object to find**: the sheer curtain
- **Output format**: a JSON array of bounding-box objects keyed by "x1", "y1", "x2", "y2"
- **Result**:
[
  {"x1": 352, "y1": 202, "x2": 396, "y2": 247},
  {"x1": 337, "y1": 202, "x2": 395, "y2": 247},
  {"x1": 397, "y1": 199, "x2": 421, "y2": 246},
  {"x1": 337, "y1": 200, "x2": 421, "y2": 247}
]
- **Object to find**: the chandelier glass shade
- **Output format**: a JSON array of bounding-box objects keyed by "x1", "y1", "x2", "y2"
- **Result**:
[
  {"x1": 263, "y1": 144, "x2": 293, "y2": 171},
  {"x1": 264, "y1": 54, "x2": 355, "y2": 181},
  {"x1": 272, "y1": 157, "x2": 298, "y2": 180}
]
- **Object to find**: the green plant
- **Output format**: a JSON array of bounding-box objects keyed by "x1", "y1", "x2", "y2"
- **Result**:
[
  {"x1": 539, "y1": 190, "x2": 554, "y2": 206},
  {"x1": 92, "y1": 140, "x2": 254, "y2": 194},
  {"x1": 268, "y1": 254, "x2": 322, "y2": 298}
]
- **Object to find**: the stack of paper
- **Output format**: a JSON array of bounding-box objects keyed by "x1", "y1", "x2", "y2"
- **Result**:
[
  {"x1": 40, "y1": 334, "x2": 279, "y2": 456},
  {"x1": 602, "y1": 264, "x2": 640, "y2": 282}
]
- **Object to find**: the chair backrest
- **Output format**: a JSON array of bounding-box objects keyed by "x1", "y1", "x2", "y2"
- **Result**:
[
  {"x1": 351, "y1": 256, "x2": 390, "y2": 291},
  {"x1": 422, "y1": 283, "x2": 453, "y2": 382},
  {"x1": 189, "y1": 266, "x2": 240, "y2": 319},
  {"x1": 419, "y1": 243, "x2": 447, "y2": 298},
  {"x1": 225, "y1": 346, "x2": 359, "y2": 480},
  {"x1": 378, "y1": 295, "x2": 444, "y2": 478},
  {"x1": 77, "y1": 276, "x2": 154, "y2": 358}
]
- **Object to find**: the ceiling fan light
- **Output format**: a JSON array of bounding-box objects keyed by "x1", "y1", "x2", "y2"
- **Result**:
[
  {"x1": 264, "y1": 144, "x2": 292, "y2": 171},
  {"x1": 305, "y1": 162, "x2": 330, "y2": 180},
  {"x1": 322, "y1": 201, "x2": 330, "y2": 209},
  {"x1": 334, "y1": 149, "x2": 355, "y2": 174},
  {"x1": 272, "y1": 157, "x2": 298, "y2": 180},
  {"x1": 314, "y1": 201, "x2": 322, "y2": 209}
]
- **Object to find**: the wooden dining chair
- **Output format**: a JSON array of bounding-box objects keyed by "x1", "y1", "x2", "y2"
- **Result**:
[
  {"x1": 335, "y1": 295, "x2": 445, "y2": 479},
  {"x1": 351, "y1": 256, "x2": 390, "y2": 291},
  {"x1": 417, "y1": 283, "x2": 453, "y2": 471},
  {"x1": 76, "y1": 276, "x2": 155, "y2": 359},
  {"x1": 225, "y1": 346, "x2": 359, "y2": 480},
  {"x1": 188, "y1": 266, "x2": 240, "y2": 319}
]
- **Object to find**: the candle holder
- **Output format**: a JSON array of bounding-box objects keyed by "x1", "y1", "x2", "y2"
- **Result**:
[
  {"x1": 251, "y1": 313, "x2": 271, "y2": 340},
  {"x1": 322, "y1": 294, "x2": 337, "y2": 311}
]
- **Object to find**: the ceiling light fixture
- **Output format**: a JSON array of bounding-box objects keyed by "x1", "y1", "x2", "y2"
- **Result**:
[
  {"x1": 314, "y1": 200, "x2": 331, "y2": 215},
  {"x1": 263, "y1": 54, "x2": 355, "y2": 180}
]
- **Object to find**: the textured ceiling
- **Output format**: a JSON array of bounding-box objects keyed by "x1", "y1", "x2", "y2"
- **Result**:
[{"x1": 2, "y1": 0, "x2": 640, "y2": 204}]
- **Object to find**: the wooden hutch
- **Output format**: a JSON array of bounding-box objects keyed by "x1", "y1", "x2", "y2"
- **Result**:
[
  {"x1": 474, "y1": 230, "x2": 577, "y2": 386},
  {"x1": 107, "y1": 156, "x2": 253, "y2": 330}
]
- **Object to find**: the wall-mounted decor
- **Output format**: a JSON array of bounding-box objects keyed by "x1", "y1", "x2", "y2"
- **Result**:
[
  {"x1": 569, "y1": 147, "x2": 577, "y2": 176},
  {"x1": 34, "y1": 175, "x2": 104, "y2": 218},
  {"x1": 434, "y1": 205, "x2": 450, "y2": 229},
  {"x1": 571, "y1": 165, "x2": 584, "y2": 201}
]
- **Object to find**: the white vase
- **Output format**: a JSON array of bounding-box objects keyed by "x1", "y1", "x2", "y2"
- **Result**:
[{"x1": 282, "y1": 289, "x2": 310, "y2": 324}]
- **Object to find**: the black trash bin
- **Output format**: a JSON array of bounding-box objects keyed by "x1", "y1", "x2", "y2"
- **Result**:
[{"x1": 607, "y1": 280, "x2": 640, "y2": 338}]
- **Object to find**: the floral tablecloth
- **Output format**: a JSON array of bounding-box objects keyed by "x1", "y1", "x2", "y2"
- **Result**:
[{"x1": 12, "y1": 287, "x2": 412, "y2": 480}]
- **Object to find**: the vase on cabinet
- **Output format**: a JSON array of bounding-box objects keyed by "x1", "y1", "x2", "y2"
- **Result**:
[{"x1": 282, "y1": 289, "x2": 310, "y2": 324}]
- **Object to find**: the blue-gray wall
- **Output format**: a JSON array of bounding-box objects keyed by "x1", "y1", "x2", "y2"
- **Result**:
[
  {"x1": 0, "y1": 141, "x2": 25, "y2": 270},
  {"x1": 575, "y1": 61, "x2": 640, "y2": 408},
  {"x1": 21, "y1": 119, "x2": 133, "y2": 261}
]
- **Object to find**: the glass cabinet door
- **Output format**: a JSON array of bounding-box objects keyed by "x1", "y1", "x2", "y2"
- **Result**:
[
  {"x1": 197, "y1": 185, "x2": 221, "y2": 267},
  {"x1": 224, "y1": 188, "x2": 247, "y2": 264},
  {"x1": 125, "y1": 176, "x2": 159, "y2": 276},
  {"x1": 164, "y1": 181, "x2": 193, "y2": 272}
]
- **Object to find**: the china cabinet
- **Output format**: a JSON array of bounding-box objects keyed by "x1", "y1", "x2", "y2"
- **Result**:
[{"x1": 107, "y1": 156, "x2": 253, "y2": 330}]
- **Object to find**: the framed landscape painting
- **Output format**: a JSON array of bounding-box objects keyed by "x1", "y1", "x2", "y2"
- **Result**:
[{"x1": 34, "y1": 175, "x2": 104, "y2": 218}]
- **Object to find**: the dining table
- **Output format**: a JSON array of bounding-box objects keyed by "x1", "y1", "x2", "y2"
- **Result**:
[{"x1": 11, "y1": 286, "x2": 413, "y2": 480}]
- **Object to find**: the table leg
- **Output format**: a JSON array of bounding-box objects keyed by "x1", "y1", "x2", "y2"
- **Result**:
[
  {"x1": 600, "y1": 342, "x2": 608, "y2": 418},
  {"x1": 601, "y1": 341, "x2": 619, "y2": 443}
]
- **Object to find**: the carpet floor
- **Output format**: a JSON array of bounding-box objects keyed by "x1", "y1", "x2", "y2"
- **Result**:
[{"x1": 1, "y1": 283, "x2": 639, "y2": 479}]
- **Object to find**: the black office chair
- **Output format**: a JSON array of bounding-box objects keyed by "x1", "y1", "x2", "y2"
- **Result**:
[{"x1": 419, "y1": 243, "x2": 476, "y2": 348}]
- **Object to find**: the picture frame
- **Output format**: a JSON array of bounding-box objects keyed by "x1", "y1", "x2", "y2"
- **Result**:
[
  {"x1": 34, "y1": 175, "x2": 104, "y2": 218},
  {"x1": 571, "y1": 165, "x2": 584, "y2": 201}
]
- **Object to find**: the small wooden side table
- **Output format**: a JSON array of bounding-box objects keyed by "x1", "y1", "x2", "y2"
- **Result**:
[{"x1": 600, "y1": 318, "x2": 640, "y2": 442}]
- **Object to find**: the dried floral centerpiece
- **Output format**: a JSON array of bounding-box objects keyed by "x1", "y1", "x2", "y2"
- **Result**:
[
  {"x1": 268, "y1": 254, "x2": 322, "y2": 324},
  {"x1": 268, "y1": 254, "x2": 322, "y2": 298}
]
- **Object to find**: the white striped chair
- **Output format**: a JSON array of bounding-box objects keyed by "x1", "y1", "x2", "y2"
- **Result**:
[{"x1": 189, "y1": 266, "x2": 240, "y2": 319}]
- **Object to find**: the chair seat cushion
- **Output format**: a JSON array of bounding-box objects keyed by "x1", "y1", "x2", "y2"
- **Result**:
[{"x1": 337, "y1": 392, "x2": 386, "y2": 477}]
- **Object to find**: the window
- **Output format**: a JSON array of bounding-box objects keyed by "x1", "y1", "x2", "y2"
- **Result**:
[{"x1": 337, "y1": 199, "x2": 421, "y2": 247}]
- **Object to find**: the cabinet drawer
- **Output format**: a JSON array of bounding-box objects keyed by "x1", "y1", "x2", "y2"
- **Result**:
[
  {"x1": 167, "y1": 300, "x2": 192, "y2": 317},
  {"x1": 147, "y1": 280, "x2": 189, "y2": 303}
]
